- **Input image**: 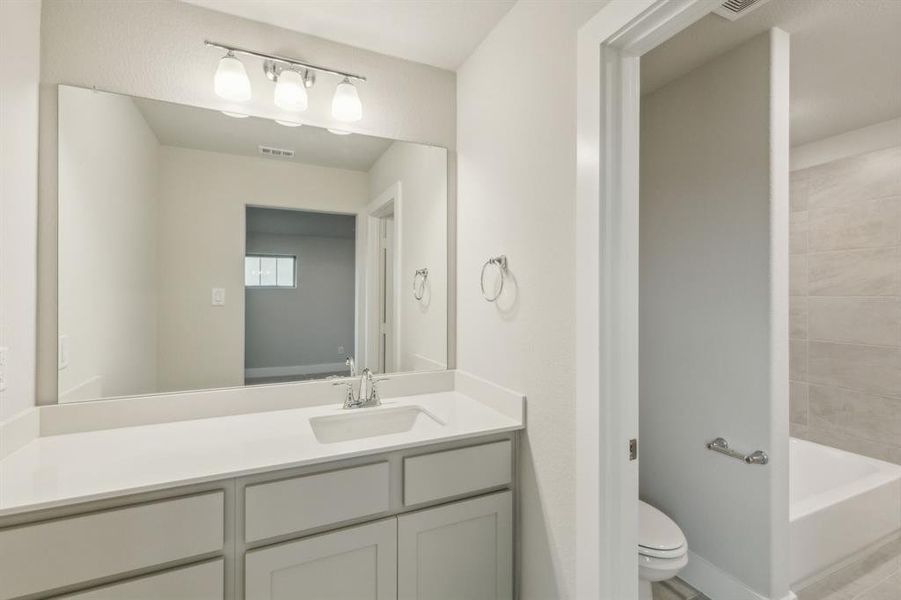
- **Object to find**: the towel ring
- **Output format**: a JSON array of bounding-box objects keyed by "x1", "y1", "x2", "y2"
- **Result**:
[
  {"x1": 480, "y1": 255, "x2": 508, "y2": 302},
  {"x1": 413, "y1": 268, "x2": 428, "y2": 300}
]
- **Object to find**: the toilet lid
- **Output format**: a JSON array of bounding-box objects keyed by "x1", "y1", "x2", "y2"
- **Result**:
[{"x1": 639, "y1": 501, "x2": 686, "y2": 557}]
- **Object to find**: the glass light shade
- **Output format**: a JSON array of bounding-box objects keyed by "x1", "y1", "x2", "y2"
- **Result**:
[
  {"x1": 273, "y1": 69, "x2": 308, "y2": 112},
  {"x1": 331, "y1": 78, "x2": 362, "y2": 122},
  {"x1": 214, "y1": 54, "x2": 251, "y2": 102}
]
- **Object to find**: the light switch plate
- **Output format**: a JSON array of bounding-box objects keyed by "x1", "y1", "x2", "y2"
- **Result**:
[
  {"x1": 212, "y1": 288, "x2": 226, "y2": 306},
  {"x1": 58, "y1": 335, "x2": 70, "y2": 370}
]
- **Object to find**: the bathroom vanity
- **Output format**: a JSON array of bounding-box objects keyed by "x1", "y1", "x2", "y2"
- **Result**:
[{"x1": 0, "y1": 372, "x2": 523, "y2": 600}]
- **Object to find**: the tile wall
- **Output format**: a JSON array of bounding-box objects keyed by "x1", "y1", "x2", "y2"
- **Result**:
[{"x1": 789, "y1": 145, "x2": 901, "y2": 463}]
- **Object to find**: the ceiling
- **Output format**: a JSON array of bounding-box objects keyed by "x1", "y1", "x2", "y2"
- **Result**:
[
  {"x1": 246, "y1": 207, "x2": 356, "y2": 239},
  {"x1": 641, "y1": 0, "x2": 901, "y2": 146},
  {"x1": 134, "y1": 97, "x2": 394, "y2": 172},
  {"x1": 181, "y1": 0, "x2": 516, "y2": 70}
]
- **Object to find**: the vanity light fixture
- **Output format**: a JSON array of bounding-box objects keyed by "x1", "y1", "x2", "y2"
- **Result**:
[
  {"x1": 213, "y1": 51, "x2": 252, "y2": 102},
  {"x1": 273, "y1": 68, "x2": 308, "y2": 112},
  {"x1": 331, "y1": 78, "x2": 363, "y2": 122},
  {"x1": 206, "y1": 40, "x2": 366, "y2": 122}
]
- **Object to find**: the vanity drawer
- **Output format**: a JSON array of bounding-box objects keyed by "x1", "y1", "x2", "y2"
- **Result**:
[
  {"x1": 56, "y1": 559, "x2": 224, "y2": 600},
  {"x1": 403, "y1": 440, "x2": 512, "y2": 506},
  {"x1": 244, "y1": 462, "x2": 390, "y2": 543},
  {"x1": 0, "y1": 491, "x2": 224, "y2": 600}
]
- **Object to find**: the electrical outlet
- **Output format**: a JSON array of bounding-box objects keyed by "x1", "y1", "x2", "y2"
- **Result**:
[
  {"x1": 212, "y1": 288, "x2": 226, "y2": 306},
  {"x1": 58, "y1": 335, "x2": 70, "y2": 370},
  {"x1": 338, "y1": 346, "x2": 345, "y2": 355}
]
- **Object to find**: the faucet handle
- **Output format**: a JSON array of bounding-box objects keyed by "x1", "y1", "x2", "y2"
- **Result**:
[{"x1": 333, "y1": 380, "x2": 358, "y2": 408}]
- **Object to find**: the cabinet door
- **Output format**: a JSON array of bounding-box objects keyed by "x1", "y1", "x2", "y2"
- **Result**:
[
  {"x1": 244, "y1": 518, "x2": 396, "y2": 600},
  {"x1": 398, "y1": 491, "x2": 513, "y2": 600}
]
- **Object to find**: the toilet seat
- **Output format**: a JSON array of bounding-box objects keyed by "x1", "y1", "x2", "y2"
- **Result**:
[{"x1": 638, "y1": 501, "x2": 687, "y2": 561}]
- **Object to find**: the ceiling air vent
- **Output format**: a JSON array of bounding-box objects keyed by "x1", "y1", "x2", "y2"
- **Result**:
[
  {"x1": 713, "y1": 0, "x2": 774, "y2": 21},
  {"x1": 258, "y1": 145, "x2": 295, "y2": 159}
]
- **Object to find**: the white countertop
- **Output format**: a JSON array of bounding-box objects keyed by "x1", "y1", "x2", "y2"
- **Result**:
[{"x1": 0, "y1": 391, "x2": 523, "y2": 517}]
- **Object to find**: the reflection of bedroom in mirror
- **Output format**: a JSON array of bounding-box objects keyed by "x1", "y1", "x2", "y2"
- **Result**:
[{"x1": 57, "y1": 84, "x2": 447, "y2": 403}]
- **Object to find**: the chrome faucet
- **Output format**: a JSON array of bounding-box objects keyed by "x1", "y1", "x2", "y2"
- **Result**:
[
  {"x1": 332, "y1": 368, "x2": 387, "y2": 409},
  {"x1": 345, "y1": 355, "x2": 357, "y2": 377}
]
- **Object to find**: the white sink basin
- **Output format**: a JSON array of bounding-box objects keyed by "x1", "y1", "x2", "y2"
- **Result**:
[{"x1": 310, "y1": 405, "x2": 445, "y2": 444}]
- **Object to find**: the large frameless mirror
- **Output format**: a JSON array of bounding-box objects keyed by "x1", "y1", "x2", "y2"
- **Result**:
[{"x1": 57, "y1": 85, "x2": 448, "y2": 402}]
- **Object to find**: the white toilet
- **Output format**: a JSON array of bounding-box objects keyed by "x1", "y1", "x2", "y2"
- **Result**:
[{"x1": 638, "y1": 500, "x2": 688, "y2": 600}]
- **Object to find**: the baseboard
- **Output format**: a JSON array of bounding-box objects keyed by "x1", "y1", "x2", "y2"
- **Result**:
[
  {"x1": 682, "y1": 551, "x2": 796, "y2": 600},
  {"x1": 244, "y1": 362, "x2": 348, "y2": 379}
]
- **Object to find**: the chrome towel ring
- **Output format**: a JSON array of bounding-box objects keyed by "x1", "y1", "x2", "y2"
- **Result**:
[
  {"x1": 413, "y1": 268, "x2": 428, "y2": 300},
  {"x1": 480, "y1": 255, "x2": 508, "y2": 302}
]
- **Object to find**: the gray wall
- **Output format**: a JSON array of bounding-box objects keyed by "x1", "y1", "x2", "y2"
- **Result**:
[
  {"x1": 639, "y1": 30, "x2": 789, "y2": 598},
  {"x1": 789, "y1": 145, "x2": 901, "y2": 463},
  {"x1": 245, "y1": 232, "x2": 355, "y2": 373}
]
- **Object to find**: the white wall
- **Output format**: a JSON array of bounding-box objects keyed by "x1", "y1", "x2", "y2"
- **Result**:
[
  {"x1": 37, "y1": 0, "x2": 455, "y2": 402},
  {"x1": 456, "y1": 2, "x2": 607, "y2": 598},
  {"x1": 369, "y1": 142, "x2": 447, "y2": 371},
  {"x1": 639, "y1": 31, "x2": 790, "y2": 598},
  {"x1": 791, "y1": 115, "x2": 901, "y2": 171},
  {"x1": 57, "y1": 86, "x2": 160, "y2": 401},
  {"x1": 0, "y1": 0, "x2": 41, "y2": 421},
  {"x1": 156, "y1": 145, "x2": 368, "y2": 393},
  {"x1": 245, "y1": 232, "x2": 356, "y2": 374}
]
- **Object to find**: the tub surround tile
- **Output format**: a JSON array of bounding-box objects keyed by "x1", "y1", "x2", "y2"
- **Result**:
[
  {"x1": 807, "y1": 247, "x2": 900, "y2": 297},
  {"x1": 791, "y1": 170, "x2": 809, "y2": 212},
  {"x1": 790, "y1": 381, "x2": 809, "y2": 425},
  {"x1": 809, "y1": 197, "x2": 901, "y2": 252},
  {"x1": 790, "y1": 339, "x2": 808, "y2": 382},
  {"x1": 808, "y1": 385, "x2": 901, "y2": 444},
  {"x1": 791, "y1": 296, "x2": 809, "y2": 339},
  {"x1": 808, "y1": 298, "x2": 901, "y2": 347},
  {"x1": 791, "y1": 210, "x2": 810, "y2": 254},
  {"x1": 791, "y1": 254, "x2": 809, "y2": 296},
  {"x1": 806, "y1": 146, "x2": 901, "y2": 210},
  {"x1": 808, "y1": 341, "x2": 901, "y2": 399}
]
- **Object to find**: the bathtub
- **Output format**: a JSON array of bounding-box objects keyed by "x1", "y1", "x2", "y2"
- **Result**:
[{"x1": 790, "y1": 438, "x2": 901, "y2": 585}]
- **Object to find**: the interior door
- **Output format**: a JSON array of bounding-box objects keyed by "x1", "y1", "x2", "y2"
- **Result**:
[{"x1": 377, "y1": 215, "x2": 395, "y2": 373}]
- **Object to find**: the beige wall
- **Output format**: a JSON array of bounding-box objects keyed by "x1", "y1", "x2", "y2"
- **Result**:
[
  {"x1": 369, "y1": 142, "x2": 448, "y2": 372},
  {"x1": 156, "y1": 146, "x2": 368, "y2": 393},
  {"x1": 38, "y1": 0, "x2": 455, "y2": 403},
  {"x1": 789, "y1": 144, "x2": 901, "y2": 463},
  {"x1": 0, "y1": 0, "x2": 41, "y2": 421},
  {"x1": 456, "y1": 2, "x2": 607, "y2": 598},
  {"x1": 58, "y1": 86, "x2": 160, "y2": 401}
]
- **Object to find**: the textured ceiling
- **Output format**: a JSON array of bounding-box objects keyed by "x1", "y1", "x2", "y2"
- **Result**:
[
  {"x1": 642, "y1": 0, "x2": 901, "y2": 145},
  {"x1": 134, "y1": 97, "x2": 394, "y2": 172},
  {"x1": 180, "y1": 0, "x2": 516, "y2": 70}
]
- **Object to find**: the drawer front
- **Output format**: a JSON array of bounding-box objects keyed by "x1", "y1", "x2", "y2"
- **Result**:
[
  {"x1": 403, "y1": 441, "x2": 512, "y2": 506},
  {"x1": 0, "y1": 491, "x2": 224, "y2": 600},
  {"x1": 245, "y1": 462, "x2": 390, "y2": 543},
  {"x1": 56, "y1": 559, "x2": 224, "y2": 600}
]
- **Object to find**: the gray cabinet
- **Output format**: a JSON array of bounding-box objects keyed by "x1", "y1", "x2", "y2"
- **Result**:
[
  {"x1": 244, "y1": 518, "x2": 397, "y2": 600},
  {"x1": 57, "y1": 560, "x2": 224, "y2": 600},
  {"x1": 397, "y1": 491, "x2": 513, "y2": 600}
]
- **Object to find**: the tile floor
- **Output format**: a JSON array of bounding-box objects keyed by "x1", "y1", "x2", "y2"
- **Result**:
[
  {"x1": 796, "y1": 536, "x2": 901, "y2": 600},
  {"x1": 653, "y1": 578, "x2": 710, "y2": 600}
]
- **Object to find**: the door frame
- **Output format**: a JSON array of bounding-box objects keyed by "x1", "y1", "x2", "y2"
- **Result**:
[
  {"x1": 574, "y1": 1, "x2": 718, "y2": 598},
  {"x1": 362, "y1": 182, "x2": 403, "y2": 373}
]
